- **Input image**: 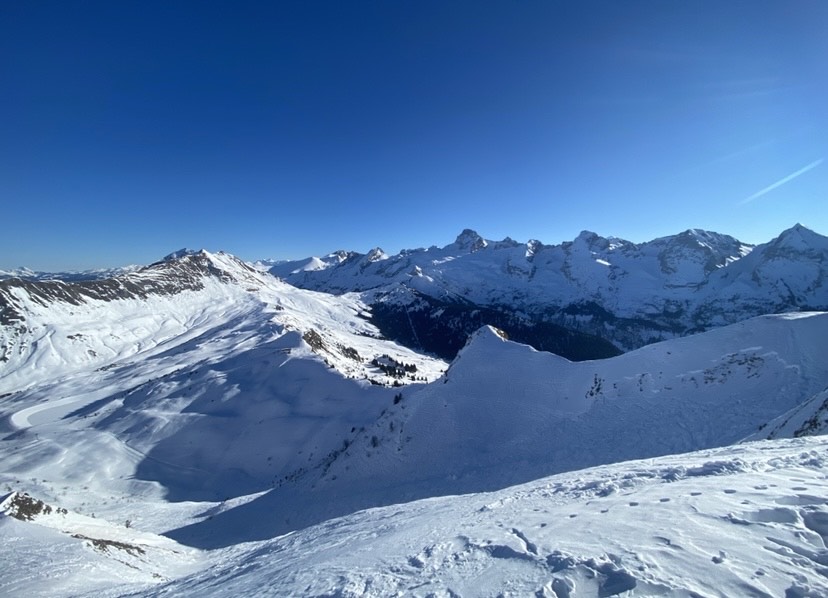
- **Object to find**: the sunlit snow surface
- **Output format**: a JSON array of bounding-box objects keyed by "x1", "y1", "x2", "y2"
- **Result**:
[
  {"x1": 149, "y1": 438, "x2": 828, "y2": 598},
  {"x1": 2, "y1": 251, "x2": 828, "y2": 596},
  {"x1": 2, "y1": 439, "x2": 828, "y2": 597}
]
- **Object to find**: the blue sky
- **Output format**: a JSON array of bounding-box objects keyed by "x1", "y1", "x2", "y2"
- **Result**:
[{"x1": 1, "y1": 1, "x2": 826, "y2": 270}]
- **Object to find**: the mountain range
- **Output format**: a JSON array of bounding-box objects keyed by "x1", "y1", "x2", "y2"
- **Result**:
[
  {"x1": 1, "y1": 225, "x2": 828, "y2": 596},
  {"x1": 272, "y1": 223, "x2": 827, "y2": 352}
]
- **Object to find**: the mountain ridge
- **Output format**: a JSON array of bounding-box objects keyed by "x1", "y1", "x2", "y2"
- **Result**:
[
  {"x1": 272, "y1": 225, "x2": 826, "y2": 351},
  {"x1": 2, "y1": 229, "x2": 828, "y2": 595},
  {"x1": 167, "y1": 311, "x2": 828, "y2": 547}
]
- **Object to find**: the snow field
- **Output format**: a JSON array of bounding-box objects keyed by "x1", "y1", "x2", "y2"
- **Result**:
[{"x1": 2, "y1": 248, "x2": 828, "y2": 597}]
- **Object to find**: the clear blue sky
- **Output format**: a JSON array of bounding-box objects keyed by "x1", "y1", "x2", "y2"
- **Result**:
[{"x1": 2, "y1": 1, "x2": 826, "y2": 270}]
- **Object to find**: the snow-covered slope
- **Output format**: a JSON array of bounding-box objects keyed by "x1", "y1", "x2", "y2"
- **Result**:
[
  {"x1": 154, "y1": 437, "x2": 828, "y2": 598},
  {"x1": 166, "y1": 312, "x2": 828, "y2": 547},
  {"x1": 0, "y1": 250, "x2": 446, "y2": 507},
  {"x1": 3, "y1": 244, "x2": 828, "y2": 597},
  {"x1": 5, "y1": 438, "x2": 827, "y2": 597},
  {"x1": 331, "y1": 313, "x2": 828, "y2": 487},
  {"x1": 0, "y1": 250, "x2": 444, "y2": 392},
  {"x1": 0, "y1": 491, "x2": 201, "y2": 595},
  {"x1": 276, "y1": 225, "x2": 828, "y2": 350},
  {"x1": 752, "y1": 388, "x2": 828, "y2": 441}
]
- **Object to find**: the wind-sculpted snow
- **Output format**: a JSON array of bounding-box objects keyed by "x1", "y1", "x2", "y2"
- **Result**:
[{"x1": 276, "y1": 224, "x2": 828, "y2": 350}]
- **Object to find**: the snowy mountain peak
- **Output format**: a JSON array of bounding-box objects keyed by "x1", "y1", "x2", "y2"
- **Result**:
[
  {"x1": 571, "y1": 230, "x2": 610, "y2": 252},
  {"x1": 525, "y1": 239, "x2": 544, "y2": 257},
  {"x1": 491, "y1": 236, "x2": 521, "y2": 250},
  {"x1": 575, "y1": 229, "x2": 600, "y2": 241},
  {"x1": 364, "y1": 247, "x2": 387, "y2": 262},
  {"x1": 162, "y1": 248, "x2": 202, "y2": 262},
  {"x1": 0, "y1": 266, "x2": 36, "y2": 279},
  {"x1": 654, "y1": 228, "x2": 740, "y2": 250},
  {"x1": 676, "y1": 228, "x2": 724, "y2": 246},
  {"x1": 452, "y1": 228, "x2": 488, "y2": 252},
  {"x1": 327, "y1": 249, "x2": 355, "y2": 262},
  {"x1": 646, "y1": 228, "x2": 749, "y2": 278},
  {"x1": 770, "y1": 223, "x2": 826, "y2": 253},
  {"x1": 467, "y1": 324, "x2": 509, "y2": 346},
  {"x1": 270, "y1": 225, "x2": 828, "y2": 352}
]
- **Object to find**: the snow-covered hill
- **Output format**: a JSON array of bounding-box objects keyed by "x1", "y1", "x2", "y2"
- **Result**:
[
  {"x1": 752, "y1": 388, "x2": 828, "y2": 441},
  {"x1": 4, "y1": 438, "x2": 828, "y2": 597},
  {"x1": 153, "y1": 437, "x2": 828, "y2": 598},
  {"x1": 275, "y1": 225, "x2": 828, "y2": 351},
  {"x1": 2, "y1": 242, "x2": 828, "y2": 597},
  {"x1": 164, "y1": 312, "x2": 828, "y2": 548},
  {"x1": 0, "y1": 250, "x2": 444, "y2": 392},
  {"x1": 0, "y1": 250, "x2": 446, "y2": 506}
]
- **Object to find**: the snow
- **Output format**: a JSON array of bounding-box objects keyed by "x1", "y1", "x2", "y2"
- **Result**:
[
  {"x1": 274, "y1": 225, "x2": 828, "y2": 350},
  {"x1": 0, "y1": 265, "x2": 142, "y2": 282},
  {"x1": 3, "y1": 247, "x2": 828, "y2": 597},
  {"x1": 5, "y1": 438, "x2": 827, "y2": 597},
  {"x1": 0, "y1": 250, "x2": 446, "y2": 514},
  {"x1": 752, "y1": 388, "x2": 828, "y2": 440},
  {"x1": 165, "y1": 437, "x2": 828, "y2": 597}
]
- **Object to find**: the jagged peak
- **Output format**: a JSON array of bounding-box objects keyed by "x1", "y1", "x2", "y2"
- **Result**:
[
  {"x1": 365, "y1": 247, "x2": 388, "y2": 262},
  {"x1": 673, "y1": 229, "x2": 722, "y2": 248},
  {"x1": 325, "y1": 250, "x2": 354, "y2": 262},
  {"x1": 453, "y1": 229, "x2": 488, "y2": 252},
  {"x1": 525, "y1": 239, "x2": 545, "y2": 257}
]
